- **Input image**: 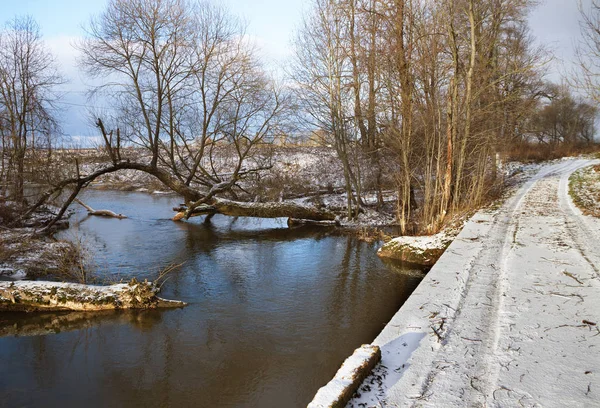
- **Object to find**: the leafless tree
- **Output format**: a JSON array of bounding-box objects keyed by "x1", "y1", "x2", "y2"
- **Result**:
[
  {"x1": 0, "y1": 16, "x2": 63, "y2": 206},
  {"x1": 21, "y1": 0, "x2": 332, "y2": 231},
  {"x1": 292, "y1": 0, "x2": 546, "y2": 233},
  {"x1": 292, "y1": 0, "x2": 365, "y2": 219},
  {"x1": 575, "y1": 0, "x2": 600, "y2": 104},
  {"x1": 529, "y1": 83, "x2": 597, "y2": 145}
]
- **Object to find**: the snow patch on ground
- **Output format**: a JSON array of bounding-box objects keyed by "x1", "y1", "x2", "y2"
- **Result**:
[
  {"x1": 377, "y1": 232, "x2": 453, "y2": 265},
  {"x1": 343, "y1": 158, "x2": 600, "y2": 407},
  {"x1": 387, "y1": 232, "x2": 452, "y2": 252},
  {"x1": 0, "y1": 229, "x2": 74, "y2": 280},
  {"x1": 0, "y1": 268, "x2": 27, "y2": 281},
  {"x1": 309, "y1": 344, "x2": 381, "y2": 408}
]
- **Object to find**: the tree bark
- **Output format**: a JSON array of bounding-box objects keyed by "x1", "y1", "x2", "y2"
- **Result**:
[
  {"x1": 173, "y1": 198, "x2": 336, "y2": 221},
  {"x1": 0, "y1": 281, "x2": 186, "y2": 312}
]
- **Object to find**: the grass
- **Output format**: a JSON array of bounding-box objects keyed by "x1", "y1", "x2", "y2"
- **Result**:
[{"x1": 569, "y1": 164, "x2": 600, "y2": 217}]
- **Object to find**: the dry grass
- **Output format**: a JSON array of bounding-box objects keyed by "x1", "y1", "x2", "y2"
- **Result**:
[
  {"x1": 52, "y1": 234, "x2": 93, "y2": 283},
  {"x1": 569, "y1": 165, "x2": 600, "y2": 217},
  {"x1": 505, "y1": 142, "x2": 600, "y2": 163},
  {"x1": 0, "y1": 226, "x2": 91, "y2": 282}
]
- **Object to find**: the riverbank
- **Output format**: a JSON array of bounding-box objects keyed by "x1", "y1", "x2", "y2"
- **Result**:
[{"x1": 312, "y1": 158, "x2": 600, "y2": 407}]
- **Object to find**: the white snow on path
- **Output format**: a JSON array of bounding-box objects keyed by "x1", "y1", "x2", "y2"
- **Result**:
[{"x1": 347, "y1": 158, "x2": 600, "y2": 408}]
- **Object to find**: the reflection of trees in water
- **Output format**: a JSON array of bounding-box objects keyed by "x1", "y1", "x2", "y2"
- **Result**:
[
  {"x1": 3, "y1": 199, "x2": 427, "y2": 407},
  {"x1": 326, "y1": 237, "x2": 368, "y2": 344},
  {"x1": 0, "y1": 310, "x2": 166, "y2": 338},
  {"x1": 177, "y1": 218, "x2": 337, "y2": 254},
  {"x1": 0, "y1": 310, "x2": 176, "y2": 405},
  {"x1": 325, "y1": 238, "x2": 425, "y2": 347}
]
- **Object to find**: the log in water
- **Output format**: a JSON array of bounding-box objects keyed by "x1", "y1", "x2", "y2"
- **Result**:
[{"x1": 0, "y1": 190, "x2": 424, "y2": 407}]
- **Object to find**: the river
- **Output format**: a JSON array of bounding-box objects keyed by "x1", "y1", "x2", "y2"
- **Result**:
[{"x1": 0, "y1": 190, "x2": 424, "y2": 407}]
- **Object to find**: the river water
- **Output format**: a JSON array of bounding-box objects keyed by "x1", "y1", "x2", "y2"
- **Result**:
[{"x1": 0, "y1": 190, "x2": 423, "y2": 407}]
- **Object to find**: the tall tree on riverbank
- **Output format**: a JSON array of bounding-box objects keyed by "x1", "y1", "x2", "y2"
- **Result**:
[
  {"x1": 0, "y1": 16, "x2": 63, "y2": 206},
  {"x1": 293, "y1": 0, "x2": 545, "y2": 233},
  {"x1": 292, "y1": 0, "x2": 363, "y2": 219}
]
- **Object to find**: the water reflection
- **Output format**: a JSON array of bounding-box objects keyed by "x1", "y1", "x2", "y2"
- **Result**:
[
  {"x1": 0, "y1": 190, "x2": 424, "y2": 407},
  {"x1": 0, "y1": 309, "x2": 168, "y2": 337}
]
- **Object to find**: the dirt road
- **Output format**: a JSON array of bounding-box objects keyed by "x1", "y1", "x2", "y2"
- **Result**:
[{"x1": 348, "y1": 159, "x2": 600, "y2": 407}]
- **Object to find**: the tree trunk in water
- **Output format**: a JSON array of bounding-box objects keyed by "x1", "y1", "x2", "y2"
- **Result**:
[
  {"x1": 173, "y1": 198, "x2": 336, "y2": 222},
  {"x1": 0, "y1": 280, "x2": 186, "y2": 312}
]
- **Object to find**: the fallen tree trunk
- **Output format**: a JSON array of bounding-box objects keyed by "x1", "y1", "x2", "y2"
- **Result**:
[
  {"x1": 173, "y1": 198, "x2": 337, "y2": 222},
  {"x1": 75, "y1": 198, "x2": 127, "y2": 219},
  {"x1": 21, "y1": 158, "x2": 336, "y2": 231},
  {"x1": 0, "y1": 280, "x2": 186, "y2": 312},
  {"x1": 287, "y1": 218, "x2": 340, "y2": 227}
]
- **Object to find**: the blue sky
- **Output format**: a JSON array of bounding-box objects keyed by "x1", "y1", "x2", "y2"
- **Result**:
[{"x1": 0, "y1": 0, "x2": 590, "y2": 143}]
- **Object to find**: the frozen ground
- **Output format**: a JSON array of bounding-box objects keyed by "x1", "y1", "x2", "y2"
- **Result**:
[{"x1": 347, "y1": 158, "x2": 600, "y2": 407}]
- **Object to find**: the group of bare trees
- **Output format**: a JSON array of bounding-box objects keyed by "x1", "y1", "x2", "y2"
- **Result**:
[
  {"x1": 529, "y1": 83, "x2": 597, "y2": 146},
  {"x1": 79, "y1": 0, "x2": 289, "y2": 198},
  {"x1": 0, "y1": 17, "x2": 62, "y2": 206},
  {"x1": 14, "y1": 0, "x2": 336, "y2": 231},
  {"x1": 1, "y1": 0, "x2": 600, "y2": 234},
  {"x1": 293, "y1": 0, "x2": 553, "y2": 233}
]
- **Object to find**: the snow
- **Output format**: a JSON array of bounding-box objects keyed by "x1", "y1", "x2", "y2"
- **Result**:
[
  {"x1": 377, "y1": 231, "x2": 454, "y2": 265},
  {"x1": 384, "y1": 232, "x2": 452, "y2": 253},
  {"x1": 345, "y1": 158, "x2": 600, "y2": 407},
  {"x1": 0, "y1": 280, "x2": 186, "y2": 311},
  {"x1": 0, "y1": 268, "x2": 27, "y2": 281},
  {"x1": 309, "y1": 344, "x2": 381, "y2": 408},
  {"x1": 3, "y1": 280, "x2": 129, "y2": 293}
]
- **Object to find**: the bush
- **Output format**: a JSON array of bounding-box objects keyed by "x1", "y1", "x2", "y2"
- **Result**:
[{"x1": 504, "y1": 142, "x2": 600, "y2": 163}]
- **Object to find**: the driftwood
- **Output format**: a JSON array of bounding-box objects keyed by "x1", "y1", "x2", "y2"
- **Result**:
[
  {"x1": 75, "y1": 198, "x2": 127, "y2": 219},
  {"x1": 0, "y1": 280, "x2": 186, "y2": 312},
  {"x1": 172, "y1": 198, "x2": 337, "y2": 222}
]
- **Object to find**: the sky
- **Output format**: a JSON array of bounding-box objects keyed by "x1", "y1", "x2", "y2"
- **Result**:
[{"x1": 0, "y1": 0, "x2": 591, "y2": 143}]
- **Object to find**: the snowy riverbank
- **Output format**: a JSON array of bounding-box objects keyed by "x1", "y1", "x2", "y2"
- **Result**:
[{"x1": 310, "y1": 158, "x2": 600, "y2": 407}]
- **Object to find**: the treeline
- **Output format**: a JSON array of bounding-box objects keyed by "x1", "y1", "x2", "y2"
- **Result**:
[
  {"x1": 292, "y1": 0, "x2": 597, "y2": 233},
  {"x1": 0, "y1": 17, "x2": 63, "y2": 205},
  {"x1": 0, "y1": 0, "x2": 598, "y2": 233}
]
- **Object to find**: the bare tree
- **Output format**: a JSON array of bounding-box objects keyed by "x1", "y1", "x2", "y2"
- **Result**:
[
  {"x1": 0, "y1": 16, "x2": 63, "y2": 206},
  {"x1": 530, "y1": 83, "x2": 597, "y2": 145},
  {"x1": 575, "y1": 0, "x2": 600, "y2": 104},
  {"x1": 292, "y1": 0, "x2": 364, "y2": 219},
  {"x1": 21, "y1": 0, "x2": 333, "y2": 231}
]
